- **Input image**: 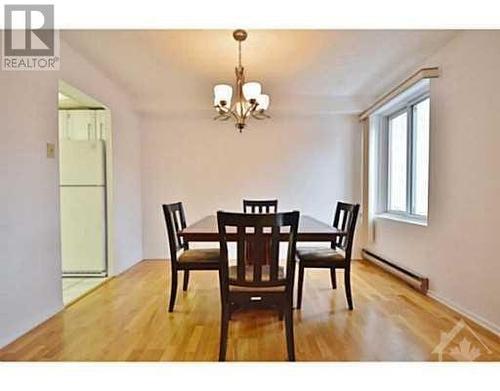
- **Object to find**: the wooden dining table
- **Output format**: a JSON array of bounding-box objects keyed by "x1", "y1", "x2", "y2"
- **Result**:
[{"x1": 179, "y1": 214, "x2": 346, "y2": 245}]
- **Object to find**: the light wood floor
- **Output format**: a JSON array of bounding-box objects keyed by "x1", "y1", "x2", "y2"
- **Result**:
[{"x1": 1, "y1": 259, "x2": 499, "y2": 361}]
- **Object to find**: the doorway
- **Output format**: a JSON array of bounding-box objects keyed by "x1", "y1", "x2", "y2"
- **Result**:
[{"x1": 58, "y1": 81, "x2": 112, "y2": 305}]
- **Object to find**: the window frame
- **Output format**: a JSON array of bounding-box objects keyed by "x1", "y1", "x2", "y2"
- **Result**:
[{"x1": 383, "y1": 92, "x2": 430, "y2": 221}]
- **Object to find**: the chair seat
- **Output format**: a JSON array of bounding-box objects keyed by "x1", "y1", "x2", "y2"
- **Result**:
[
  {"x1": 228, "y1": 265, "x2": 286, "y2": 292},
  {"x1": 296, "y1": 247, "x2": 346, "y2": 264},
  {"x1": 178, "y1": 248, "x2": 221, "y2": 263}
]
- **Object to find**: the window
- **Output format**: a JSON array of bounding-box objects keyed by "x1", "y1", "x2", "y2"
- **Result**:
[
  {"x1": 412, "y1": 98, "x2": 430, "y2": 216},
  {"x1": 388, "y1": 111, "x2": 408, "y2": 212},
  {"x1": 382, "y1": 94, "x2": 430, "y2": 221}
]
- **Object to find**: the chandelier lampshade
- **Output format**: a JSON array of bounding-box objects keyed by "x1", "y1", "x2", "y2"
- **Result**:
[
  {"x1": 213, "y1": 30, "x2": 270, "y2": 132},
  {"x1": 242, "y1": 82, "x2": 262, "y2": 101},
  {"x1": 214, "y1": 84, "x2": 233, "y2": 106},
  {"x1": 256, "y1": 94, "x2": 270, "y2": 111}
]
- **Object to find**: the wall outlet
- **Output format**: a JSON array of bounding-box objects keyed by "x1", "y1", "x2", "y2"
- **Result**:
[{"x1": 46, "y1": 143, "x2": 55, "y2": 159}]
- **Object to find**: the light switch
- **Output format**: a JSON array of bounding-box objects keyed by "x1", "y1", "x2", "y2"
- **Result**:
[{"x1": 46, "y1": 143, "x2": 55, "y2": 159}]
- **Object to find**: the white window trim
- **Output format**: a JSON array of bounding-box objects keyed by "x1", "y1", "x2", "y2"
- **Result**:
[
  {"x1": 376, "y1": 212, "x2": 427, "y2": 226},
  {"x1": 371, "y1": 79, "x2": 430, "y2": 226}
]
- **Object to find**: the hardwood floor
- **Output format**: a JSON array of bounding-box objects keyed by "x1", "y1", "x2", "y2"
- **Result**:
[{"x1": 1, "y1": 259, "x2": 499, "y2": 361}]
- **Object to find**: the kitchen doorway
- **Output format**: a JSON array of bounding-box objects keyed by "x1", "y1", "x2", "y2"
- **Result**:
[{"x1": 58, "y1": 81, "x2": 113, "y2": 305}]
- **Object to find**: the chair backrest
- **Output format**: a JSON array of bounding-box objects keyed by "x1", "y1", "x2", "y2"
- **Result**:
[
  {"x1": 332, "y1": 202, "x2": 360, "y2": 260},
  {"x1": 217, "y1": 211, "x2": 299, "y2": 293},
  {"x1": 243, "y1": 199, "x2": 278, "y2": 214},
  {"x1": 162, "y1": 202, "x2": 188, "y2": 263}
]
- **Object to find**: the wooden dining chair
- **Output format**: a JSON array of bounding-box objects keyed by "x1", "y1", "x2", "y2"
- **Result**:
[
  {"x1": 162, "y1": 202, "x2": 220, "y2": 312},
  {"x1": 217, "y1": 210, "x2": 300, "y2": 361},
  {"x1": 243, "y1": 199, "x2": 278, "y2": 213},
  {"x1": 296, "y1": 202, "x2": 360, "y2": 310}
]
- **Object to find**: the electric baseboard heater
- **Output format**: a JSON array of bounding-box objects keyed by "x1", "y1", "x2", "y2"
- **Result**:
[{"x1": 362, "y1": 249, "x2": 429, "y2": 294}]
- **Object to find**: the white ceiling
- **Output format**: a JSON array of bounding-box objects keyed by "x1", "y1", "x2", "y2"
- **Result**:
[{"x1": 62, "y1": 30, "x2": 459, "y2": 116}]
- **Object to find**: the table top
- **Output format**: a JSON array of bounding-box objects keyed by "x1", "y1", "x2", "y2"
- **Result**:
[{"x1": 179, "y1": 215, "x2": 346, "y2": 242}]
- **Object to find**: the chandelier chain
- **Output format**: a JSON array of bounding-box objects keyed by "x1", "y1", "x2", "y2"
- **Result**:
[{"x1": 238, "y1": 41, "x2": 242, "y2": 68}]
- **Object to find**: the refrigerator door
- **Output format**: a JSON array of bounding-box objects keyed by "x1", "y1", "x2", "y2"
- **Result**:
[
  {"x1": 60, "y1": 186, "x2": 106, "y2": 274},
  {"x1": 65, "y1": 110, "x2": 97, "y2": 140},
  {"x1": 59, "y1": 139, "x2": 105, "y2": 186}
]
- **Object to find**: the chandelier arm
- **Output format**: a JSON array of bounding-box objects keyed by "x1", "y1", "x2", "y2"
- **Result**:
[
  {"x1": 242, "y1": 102, "x2": 255, "y2": 119},
  {"x1": 228, "y1": 100, "x2": 246, "y2": 123},
  {"x1": 214, "y1": 105, "x2": 234, "y2": 120},
  {"x1": 251, "y1": 112, "x2": 271, "y2": 120},
  {"x1": 227, "y1": 109, "x2": 241, "y2": 123},
  {"x1": 214, "y1": 113, "x2": 231, "y2": 120},
  {"x1": 215, "y1": 104, "x2": 228, "y2": 113}
]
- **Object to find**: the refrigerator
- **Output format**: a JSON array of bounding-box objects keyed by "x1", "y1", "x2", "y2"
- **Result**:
[{"x1": 59, "y1": 139, "x2": 107, "y2": 275}]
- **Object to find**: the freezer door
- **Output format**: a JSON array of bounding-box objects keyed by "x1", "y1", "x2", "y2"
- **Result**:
[
  {"x1": 60, "y1": 187, "x2": 106, "y2": 274},
  {"x1": 65, "y1": 110, "x2": 97, "y2": 140},
  {"x1": 59, "y1": 139, "x2": 105, "y2": 186}
]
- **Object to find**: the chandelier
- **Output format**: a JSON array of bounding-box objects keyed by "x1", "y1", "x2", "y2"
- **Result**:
[{"x1": 213, "y1": 29, "x2": 270, "y2": 132}]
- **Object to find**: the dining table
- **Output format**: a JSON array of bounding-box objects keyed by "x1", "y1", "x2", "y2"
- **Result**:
[
  {"x1": 179, "y1": 214, "x2": 345, "y2": 241},
  {"x1": 179, "y1": 214, "x2": 346, "y2": 263}
]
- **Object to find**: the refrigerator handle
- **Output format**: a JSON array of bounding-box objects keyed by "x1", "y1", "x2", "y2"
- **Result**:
[
  {"x1": 87, "y1": 123, "x2": 91, "y2": 140},
  {"x1": 100, "y1": 122, "x2": 104, "y2": 139}
]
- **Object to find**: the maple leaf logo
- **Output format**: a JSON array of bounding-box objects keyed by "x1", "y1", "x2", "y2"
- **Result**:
[{"x1": 448, "y1": 337, "x2": 482, "y2": 361}]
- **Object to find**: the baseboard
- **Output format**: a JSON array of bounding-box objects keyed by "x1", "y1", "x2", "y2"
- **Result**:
[
  {"x1": 142, "y1": 258, "x2": 168, "y2": 262},
  {"x1": 427, "y1": 290, "x2": 500, "y2": 338}
]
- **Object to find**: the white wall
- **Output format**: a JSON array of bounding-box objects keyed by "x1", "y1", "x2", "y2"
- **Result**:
[
  {"x1": 1, "y1": 71, "x2": 62, "y2": 349},
  {"x1": 365, "y1": 31, "x2": 500, "y2": 333},
  {"x1": 0, "y1": 38, "x2": 143, "y2": 348},
  {"x1": 141, "y1": 113, "x2": 362, "y2": 259}
]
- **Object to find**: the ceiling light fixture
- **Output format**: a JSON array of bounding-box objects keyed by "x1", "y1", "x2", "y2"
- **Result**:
[{"x1": 213, "y1": 29, "x2": 270, "y2": 132}]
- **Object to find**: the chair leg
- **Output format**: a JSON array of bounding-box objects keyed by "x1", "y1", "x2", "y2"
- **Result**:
[
  {"x1": 344, "y1": 267, "x2": 353, "y2": 310},
  {"x1": 297, "y1": 264, "x2": 304, "y2": 309},
  {"x1": 284, "y1": 301, "x2": 296, "y2": 361},
  {"x1": 218, "y1": 303, "x2": 230, "y2": 361},
  {"x1": 183, "y1": 270, "x2": 190, "y2": 291},
  {"x1": 278, "y1": 308, "x2": 284, "y2": 321},
  {"x1": 168, "y1": 266, "x2": 178, "y2": 312},
  {"x1": 330, "y1": 267, "x2": 337, "y2": 289}
]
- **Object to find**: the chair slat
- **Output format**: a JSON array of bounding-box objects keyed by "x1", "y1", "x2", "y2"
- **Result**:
[
  {"x1": 243, "y1": 199, "x2": 278, "y2": 214},
  {"x1": 236, "y1": 225, "x2": 246, "y2": 281},
  {"x1": 269, "y1": 224, "x2": 280, "y2": 281}
]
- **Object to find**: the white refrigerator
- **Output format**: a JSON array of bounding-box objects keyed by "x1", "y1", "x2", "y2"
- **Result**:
[{"x1": 59, "y1": 139, "x2": 107, "y2": 275}]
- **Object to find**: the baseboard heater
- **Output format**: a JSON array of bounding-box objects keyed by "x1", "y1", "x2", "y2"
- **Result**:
[{"x1": 362, "y1": 249, "x2": 429, "y2": 294}]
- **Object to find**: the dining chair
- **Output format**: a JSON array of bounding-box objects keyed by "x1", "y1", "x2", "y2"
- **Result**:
[
  {"x1": 217, "y1": 210, "x2": 300, "y2": 361},
  {"x1": 296, "y1": 202, "x2": 360, "y2": 310},
  {"x1": 243, "y1": 199, "x2": 278, "y2": 213},
  {"x1": 162, "y1": 202, "x2": 220, "y2": 312}
]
